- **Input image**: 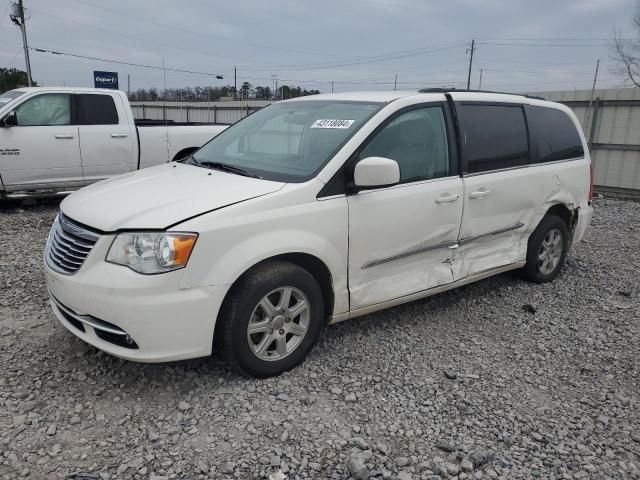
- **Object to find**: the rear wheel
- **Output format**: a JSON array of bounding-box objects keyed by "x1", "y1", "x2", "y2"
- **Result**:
[
  {"x1": 519, "y1": 215, "x2": 569, "y2": 283},
  {"x1": 219, "y1": 261, "x2": 324, "y2": 377}
]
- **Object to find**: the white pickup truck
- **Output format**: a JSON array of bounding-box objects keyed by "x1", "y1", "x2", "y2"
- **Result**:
[{"x1": 0, "y1": 87, "x2": 228, "y2": 198}]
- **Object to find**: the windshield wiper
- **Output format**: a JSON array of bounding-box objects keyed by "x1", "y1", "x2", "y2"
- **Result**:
[{"x1": 193, "y1": 160, "x2": 262, "y2": 179}]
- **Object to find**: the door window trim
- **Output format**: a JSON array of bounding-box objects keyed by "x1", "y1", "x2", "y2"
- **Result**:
[{"x1": 317, "y1": 101, "x2": 459, "y2": 198}]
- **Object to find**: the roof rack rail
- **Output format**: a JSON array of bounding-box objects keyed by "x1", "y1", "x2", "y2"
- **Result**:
[{"x1": 418, "y1": 87, "x2": 545, "y2": 101}]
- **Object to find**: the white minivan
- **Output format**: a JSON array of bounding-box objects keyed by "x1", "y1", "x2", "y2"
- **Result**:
[{"x1": 44, "y1": 89, "x2": 593, "y2": 377}]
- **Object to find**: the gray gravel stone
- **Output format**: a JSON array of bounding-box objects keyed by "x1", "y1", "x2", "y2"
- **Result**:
[{"x1": 0, "y1": 198, "x2": 638, "y2": 479}]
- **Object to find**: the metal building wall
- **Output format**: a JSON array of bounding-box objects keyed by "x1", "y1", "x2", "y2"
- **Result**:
[{"x1": 130, "y1": 100, "x2": 272, "y2": 125}]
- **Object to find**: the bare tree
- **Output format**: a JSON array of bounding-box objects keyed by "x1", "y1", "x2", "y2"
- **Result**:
[{"x1": 611, "y1": 6, "x2": 640, "y2": 87}]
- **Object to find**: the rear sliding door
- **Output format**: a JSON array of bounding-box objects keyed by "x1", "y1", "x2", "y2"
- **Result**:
[{"x1": 454, "y1": 102, "x2": 544, "y2": 279}]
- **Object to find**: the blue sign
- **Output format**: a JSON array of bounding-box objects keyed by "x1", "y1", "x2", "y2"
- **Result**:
[{"x1": 94, "y1": 71, "x2": 119, "y2": 90}]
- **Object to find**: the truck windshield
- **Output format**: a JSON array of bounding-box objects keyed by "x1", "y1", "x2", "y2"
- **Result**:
[
  {"x1": 188, "y1": 100, "x2": 382, "y2": 182},
  {"x1": 0, "y1": 90, "x2": 26, "y2": 106}
]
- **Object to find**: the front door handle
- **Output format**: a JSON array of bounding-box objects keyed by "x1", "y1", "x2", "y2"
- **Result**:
[
  {"x1": 111, "y1": 133, "x2": 128, "y2": 138},
  {"x1": 435, "y1": 193, "x2": 460, "y2": 203},
  {"x1": 469, "y1": 188, "x2": 491, "y2": 199},
  {"x1": 54, "y1": 134, "x2": 74, "y2": 139}
]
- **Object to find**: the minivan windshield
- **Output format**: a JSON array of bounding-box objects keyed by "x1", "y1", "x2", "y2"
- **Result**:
[
  {"x1": 188, "y1": 100, "x2": 382, "y2": 182},
  {"x1": 0, "y1": 90, "x2": 26, "y2": 106}
]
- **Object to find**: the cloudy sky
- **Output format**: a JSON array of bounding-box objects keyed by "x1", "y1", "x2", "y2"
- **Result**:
[{"x1": 0, "y1": 0, "x2": 636, "y2": 94}]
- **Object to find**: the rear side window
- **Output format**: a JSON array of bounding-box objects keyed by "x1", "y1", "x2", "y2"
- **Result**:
[
  {"x1": 458, "y1": 104, "x2": 529, "y2": 173},
  {"x1": 76, "y1": 94, "x2": 119, "y2": 125},
  {"x1": 526, "y1": 106, "x2": 584, "y2": 162}
]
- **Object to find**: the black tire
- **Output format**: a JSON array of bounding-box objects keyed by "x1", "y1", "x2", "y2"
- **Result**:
[
  {"x1": 519, "y1": 215, "x2": 569, "y2": 283},
  {"x1": 218, "y1": 260, "x2": 325, "y2": 377}
]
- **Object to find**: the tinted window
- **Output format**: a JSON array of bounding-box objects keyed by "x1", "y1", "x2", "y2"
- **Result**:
[
  {"x1": 526, "y1": 106, "x2": 584, "y2": 162},
  {"x1": 358, "y1": 106, "x2": 450, "y2": 182},
  {"x1": 76, "y1": 94, "x2": 119, "y2": 125},
  {"x1": 14, "y1": 94, "x2": 70, "y2": 126},
  {"x1": 458, "y1": 104, "x2": 528, "y2": 173}
]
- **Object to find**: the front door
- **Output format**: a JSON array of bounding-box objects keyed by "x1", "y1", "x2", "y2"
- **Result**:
[
  {"x1": 453, "y1": 102, "x2": 543, "y2": 279},
  {"x1": 348, "y1": 104, "x2": 463, "y2": 310},
  {"x1": 0, "y1": 93, "x2": 81, "y2": 189}
]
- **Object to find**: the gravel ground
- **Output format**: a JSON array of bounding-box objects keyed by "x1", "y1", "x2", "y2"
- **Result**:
[{"x1": 0, "y1": 198, "x2": 639, "y2": 480}]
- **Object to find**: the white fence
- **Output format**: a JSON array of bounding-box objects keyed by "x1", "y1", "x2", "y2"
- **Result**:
[{"x1": 130, "y1": 100, "x2": 271, "y2": 125}]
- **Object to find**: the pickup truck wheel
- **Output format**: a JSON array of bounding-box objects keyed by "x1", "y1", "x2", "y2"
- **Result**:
[
  {"x1": 219, "y1": 261, "x2": 324, "y2": 377},
  {"x1": 519, "y1": 215, "x2": 569, "y2": 283}
]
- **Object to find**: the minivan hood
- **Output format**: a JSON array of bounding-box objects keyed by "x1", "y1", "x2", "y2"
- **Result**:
[{"x1": 60, "y1": 163, "x2": 285, "y2": 231}]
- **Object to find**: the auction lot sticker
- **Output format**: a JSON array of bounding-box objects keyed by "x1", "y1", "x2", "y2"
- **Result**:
[{"x1": 311, "y1": 119, "x2": 355, "y2": 129}]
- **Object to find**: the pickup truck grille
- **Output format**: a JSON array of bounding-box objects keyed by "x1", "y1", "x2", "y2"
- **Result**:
[{"x1": 46, "y1": 214, "x2": 99, "y2": 275}]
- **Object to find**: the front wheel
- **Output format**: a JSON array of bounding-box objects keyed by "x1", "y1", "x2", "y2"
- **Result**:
[
  {"x1": 219, "y1": 261, "x2": 325, "y2": 377},
  {"x1": 519, "y1": 215, "x2": 569, "y2": 283}
]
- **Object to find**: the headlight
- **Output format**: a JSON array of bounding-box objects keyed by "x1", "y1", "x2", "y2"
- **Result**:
[{"x1": 106, "y1": 232, "x2": 198, "y2": 274}]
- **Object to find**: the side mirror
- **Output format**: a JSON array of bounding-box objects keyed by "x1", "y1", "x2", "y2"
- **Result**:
[
  {"x1": 2, "y1": 111, "x2": 17, "y2": 127},
  {"x1": 353, "y1": 156, "x2": 400, "y2": 190}
]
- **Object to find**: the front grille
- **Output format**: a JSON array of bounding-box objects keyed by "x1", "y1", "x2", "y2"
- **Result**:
[{"x1": 46, "y1": 214, "x2": 99, "y2": 275}]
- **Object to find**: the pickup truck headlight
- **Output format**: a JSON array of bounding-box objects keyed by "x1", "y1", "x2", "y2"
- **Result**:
[{"x1": 106, "y1": 232, "x2": 198, "y2": 274}]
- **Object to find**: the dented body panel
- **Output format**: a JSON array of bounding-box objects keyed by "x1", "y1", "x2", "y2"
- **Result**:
[{"x1": 347, "y1": 176, "x2": 463, "y2": 310}]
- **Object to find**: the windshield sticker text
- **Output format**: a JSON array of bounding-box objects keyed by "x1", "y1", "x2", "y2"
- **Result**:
[{"x1": 311, "y1": 119, "x2": 355, "y2": 129}]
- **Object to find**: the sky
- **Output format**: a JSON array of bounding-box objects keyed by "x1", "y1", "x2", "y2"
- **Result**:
[{"x1": 0, "y1": 0, "x2": 636, "y2": 94}]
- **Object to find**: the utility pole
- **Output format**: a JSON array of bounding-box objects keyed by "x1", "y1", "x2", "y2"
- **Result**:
[
  {"x1": 127, "y1": 74, "x2": 130, "y2": 97},
  {"x1": 331, "y1": 81, "x2": 334, "y2": 93},
  {"x1": 394, "y1": 74, "x2": 398, "y2": 91},
  {"x1": 10, "y1": 0, "x2": 32, "y2": 86},
  {"x1": 584, "y1": 59, "x2": 600, "y2": 132},
  {"x1": 479, "y1": 69, "x2": 483, "y2": 90},
  {"x1": 466, "y1": 39, "x2": 476, "y2": 91},
  {"x1": 234, "y1": 66, "x2": 237, "y2": 100}
]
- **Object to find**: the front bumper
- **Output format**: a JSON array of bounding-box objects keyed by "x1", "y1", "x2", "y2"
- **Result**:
[{"x1": 44, "y1": 234, "x2": 227, "y2": 363}]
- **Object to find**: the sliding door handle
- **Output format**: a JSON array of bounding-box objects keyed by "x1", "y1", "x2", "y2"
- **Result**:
[
  {"x1": 469, "y1": 188, "x2": 491, "y2": 199},
  {"x1": 111, "y1": 133, "x2": 128, "y2": 138},
  {"x1": 435, "y1": 193, "x2": 460, "y2": 203},
  {"x1": 54, "y1": 134, "x2": 74, "y2": 139}
]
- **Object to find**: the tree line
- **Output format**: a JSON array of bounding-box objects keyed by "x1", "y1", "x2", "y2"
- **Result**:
[
  {"x1": 0, "y1": 68, "x2": 36, "y2": 92},
  {"x1": 127, "y1": 82, "x2": 320, "y2": 102}
]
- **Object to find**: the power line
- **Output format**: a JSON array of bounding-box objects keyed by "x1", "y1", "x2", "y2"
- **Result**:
[
  {"x1": 27, "y1": 5, "x2": 273, "y2": 66},
  {"x1": 241, "y1": 41, "x2": 469, "y2": 72},
  {"x1": 30, "y1": 47, "x2": 226, "y2": 79},
  {"x1": 30, "y1": 46, "x2": 470, "y2": 88},
  {"x1": 478, "y1": 41, "x2": 608, "y2": 47},
  {"x1": 69, "y1": 0, "x2": 364, "y2": 60}
]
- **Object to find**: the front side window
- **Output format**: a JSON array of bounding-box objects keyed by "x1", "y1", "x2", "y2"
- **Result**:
[
  {"x1": 189, "y1": 101, "x2": 382, "y2": 182},
  {"x1": 458, "y1": 104, "x2": 529, "y2": 173},
  {"x1": 76, "y1": 94, "x2": 119, "y2": 125},
  {"x1": 13, "y1": 93, "x2": 71, "y2": 126},
  {"x1": 358, "y1": 106, "x2": 450, "y2": 183},
  {"x1": 526, "y1": 105, "x2": 584, "y2": 162}
]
